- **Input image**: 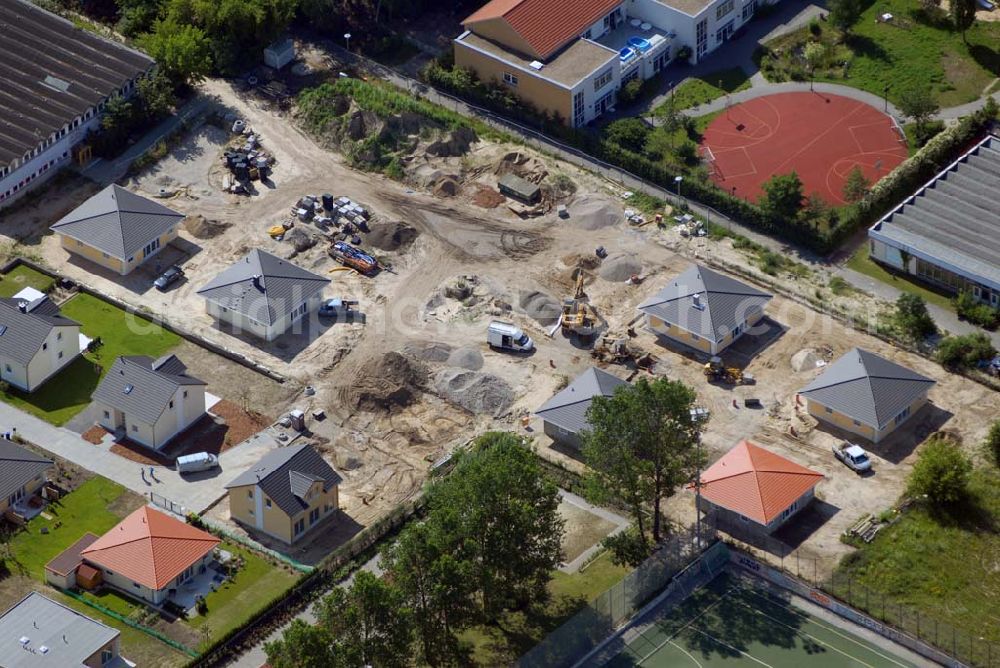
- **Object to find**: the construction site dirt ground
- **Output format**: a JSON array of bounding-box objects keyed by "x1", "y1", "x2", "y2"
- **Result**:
[{"x1": 1, "y1": 77, "x2": 997, "y2": 573}]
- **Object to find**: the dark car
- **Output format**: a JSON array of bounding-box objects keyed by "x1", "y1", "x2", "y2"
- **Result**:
[{"x1": 154, "y1": 265, "x2": 184, "y2": 291}]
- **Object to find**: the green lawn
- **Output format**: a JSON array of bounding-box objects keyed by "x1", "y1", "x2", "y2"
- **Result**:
[
  {"x1": 188, "y1": 543, "x2": 299, "y2": 648},
  {"x1": 6, "y1": 477, "x2": 139, "y2": 579},
  {"x1": 845, "y1": 243, "x2": 955, "y2": 311},
  {"x1": 463, "y1": 551, "x2": 629, "y2": 664},
  {"x1": 762, "y1": 0, "x2": 1000, "y2": 107},
  {"x1": 832, "y1": 468, "x2": 1000, "y2": 650},
  {"x1": 655, "y1": 67, "x2": 751, "y2": 112},
  {"x1": 0, "y1": 265, "x2": 55, "y2": 298},
  {"x1": 0, "y1": 292, "x2": 181, "y2": 425}
]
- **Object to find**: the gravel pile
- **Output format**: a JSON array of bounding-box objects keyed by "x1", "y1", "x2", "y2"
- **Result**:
[
  {"x1": 400, "y1": 342, "x2": 453, "y2": 363},
  {"x1": 599, "y1": 254, "x2": 642, "y2": 282},
  {"x1": 518, "y1": 290, "x2": 561, "y2": 326},
  {"x1": 570, "y1": 196, "x2": 622, "y2": 230},
  {"x1": 435, "y1": 370, "x2": 513, "y2": 415},
  {"x1": 447, "y1": 346, "x2": 484, "y2": 370}
]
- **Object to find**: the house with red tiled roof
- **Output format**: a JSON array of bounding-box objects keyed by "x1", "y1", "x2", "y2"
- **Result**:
[
  {"x1": 693, "y1": 440, "x2": 823, "y2": 536},
  {"x1": 454, "y1": 0, "x2": 770, "y2": 126},
  {"x1": 46, "y1": 506, "x2": 219, "y2": 605}
]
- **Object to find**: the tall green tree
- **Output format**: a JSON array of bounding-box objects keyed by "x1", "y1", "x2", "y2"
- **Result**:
[
  {"x1": 898, "y1": 85, "x2": 940, "y2": 132},
  {"x1": 137, "y1": 70, "x2": 177, "y2": 118},
  {"x1": 316, "y1": 571, "x2": 413, "y2": 668},
  {"x1": 583, "y1": 378, "x2": 706, "y2": 549},
  {"x1": 842, "y1": 165, "x2": 870, "y2": 203},
  {"x1": 426, "y1": 432, "x2": 564, "y2": 618},
  {"x1": 895, "y1": 293, "x2": 937, "y2": 341},
  {"x1": 828, "y1": 0, "x2": 863, "y2": 33},
  {"x1": 950, "y1": 0, "x2": 977, "y2": 41},
  {"x1": 907, "y1": 438, "x2": 972, "y2": 506},
  {"x1": 382, "y1": 521, "x2": 476, "y2": 666},
  {"x1": 137, "y1": 19, "x2": 212, "y2": 87},
  {"x1": 264, "y1": 619, "x2": 341, "y2": 668},
  {"x1": 605, "y1": 118, "x2": 651, "y2": 153},
  {"x1": 760, "y1": 172, "x2": 804, "y2": 220}
]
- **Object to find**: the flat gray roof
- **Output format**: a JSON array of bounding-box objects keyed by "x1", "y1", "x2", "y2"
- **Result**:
[
  {"x1": 649, "y1": 0, "x2": 713, "y2": 17},
  {"x1": 0, "y1": 0, "x2": 153, "y2": 168},
  {"x1": 869, "y1": 135, "x2": 1000, "y2": 291},
  {"x1": 0, "y1": 591, "x2": 118, "y2": 667},
  {"x1": 457, "y1": 31, "x2": 617, "y2": 89}
]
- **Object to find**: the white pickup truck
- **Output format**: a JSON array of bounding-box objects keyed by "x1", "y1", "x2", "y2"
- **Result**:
[{"x1": 832, "y1": 442, "x2": 872, "y2": 474}]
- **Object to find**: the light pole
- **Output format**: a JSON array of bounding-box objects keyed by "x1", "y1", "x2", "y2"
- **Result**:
[
  {"x1": 883, "y1": 84, "x2": 890, "y2": 113},
  {"x1": 344, "y1": 33, "x2": 352, "y2": 52},
  {"x1": 674, "y1": 175, "x2": 683, "y2": 204}
]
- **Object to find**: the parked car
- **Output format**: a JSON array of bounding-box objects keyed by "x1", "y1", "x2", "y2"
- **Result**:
[
  {"x1": 154, "y1": 265, "x2": 184, "y2": 291},
  {"x1": 318, "y1": 298, "x2": 358, "y2": 319},
  {"x1": 176, "y1": 452, "x2": 219, "y2": 474},
  {"x1": 832, "y1": 442, "x2": 872, "y2": 474}
]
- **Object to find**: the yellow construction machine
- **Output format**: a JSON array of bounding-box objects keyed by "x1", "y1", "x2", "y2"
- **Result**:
[
  {"x1": 703, "y1": 356, "x2": 752, "y2": 385},
  {"x1": 561, "y1": 268, "x2": 597, "y2": 339}
]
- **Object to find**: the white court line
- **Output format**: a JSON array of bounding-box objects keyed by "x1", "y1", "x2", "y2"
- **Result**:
[
  {"x1": 635, "y1": 589, "x2": 734, "y2": 665},
  {"x1": 737, "y1": 589, "x2": 910, "y2": 668},
  {"x1": 668, "y1": 640, "x2": 704, "y2": 668},
  {"x1": 687, "y1": 627, "x2": 775, "y2": 668}
]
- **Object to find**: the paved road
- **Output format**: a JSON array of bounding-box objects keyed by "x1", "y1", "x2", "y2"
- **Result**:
[{"x1": 0, "y1": 400, "x2": 276, "y2": 515}]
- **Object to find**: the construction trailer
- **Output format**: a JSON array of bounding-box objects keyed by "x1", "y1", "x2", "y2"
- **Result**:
[{"x1": 498, "y1": 173, "x2": 541, "y2": 204}]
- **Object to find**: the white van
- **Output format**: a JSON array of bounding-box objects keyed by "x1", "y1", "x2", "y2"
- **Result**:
[
  {"x1": 487, "y1": 321, "x2": 534, "y2": 352},
  {"x1": 176, "y1": 452, "x2": 219, "y2": 474}
]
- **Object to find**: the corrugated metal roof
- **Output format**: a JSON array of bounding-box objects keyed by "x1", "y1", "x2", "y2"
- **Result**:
[
  {"x1": 0, "y1": 0, "x2": 153, "y2": 167},
  {"x1": 196, "y1": 249, "x2": 329, "y2": 326},
  {"x1": 92, "y1": 355, "x2": 204, "y2": 426},
  {"x1": 0, "y1": 296, "x2": 78, "y2": 366},
  {"x1": 50, "y1": 185, "x2": 184, "y2": 261},
  {"x1": 225, "y1": 443, "x2": 342, "y2": 517},
  {"x1": 0, "y1": 592, "x2": 119, "y2": 667},
  {"x1": 799, "y1": 348, "x2": 935, "y2": 428},
  {"x1": 464, "y1": 0, "x2": 622, "y2": 59},
  {"x1": 869, "y1": 136, "x2": 1000, "y2": 291},
  {"x1": 81, "y1": 506, "x2": 219, "y2": 591},
  {"x1": 695, "y1": 440, "x2": 823, "y2": 525},
  {"x1": 0, "y1": 438, "x2": 52, "y2": 503},
  {"x1": 534, "y1": 367, "x2": 628, "y2": 434},
  {"x1": 638, "y1": 264, "x2": 772, "y2": 344}
]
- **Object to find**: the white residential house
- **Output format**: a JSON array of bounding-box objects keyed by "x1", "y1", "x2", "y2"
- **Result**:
[{"x1": 0, "y1": 292, "x2": 81, "y2": 392}]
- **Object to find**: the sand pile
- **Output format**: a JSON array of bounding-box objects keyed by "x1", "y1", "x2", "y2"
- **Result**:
[
  {"x1": 366, "y1": 221, "x2": 419, "y2": 251},
  {"x1": 285, "y1": 227, "x2": 317, "y2": 253},
  {"x1": 401, "y1": 342, "x2": 453, "y2": 363},
  {"x1": 600, "y1": 254, "x2": 642, "y2": 282},
  {"x1": 345, "y1": 352, "x2": 428, "y2": 411},
  {"x1": 184, "y1": 215, "x2": 231, "y2": 239},
  {"x1": 435, "y1": 369, "x2": 513, "y2": 415},
  {"x1": 472, "y1": 186, "x2": 505, "y2": 208},
  {"x1": 518, "y1": 290, "x2": 561, "y2": 326},
  {"x1": 791, "y1": 349, "x2": 822, "y2": 372},
  {"x1": 562, "y1": 253, "x2": 602, "y2": 271},
  {"x1": 570, "y1": 197, "x2": 622, "y2": 230},
  {"x1": 433, "y1": 177, "x2": 461, "y2": 197},
  {"x1": 447, "y1": 346, "x2": 484, "y2": 371}
]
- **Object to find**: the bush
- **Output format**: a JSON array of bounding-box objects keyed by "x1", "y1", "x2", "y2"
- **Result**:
[
  {"x1": 605, "y1": 118, "x2": 651, "y2": 153},
  {"x1": 907, "y1": 438, "x2": 972, "y2": 506},
  {"x1": 895, "y1": 293, "x2": 937, "y2": 341},
  {"x1": 617, "y1": 78, "x2": 644, "y2": 105},
  {"x1": 936, "y1": 332, "x2": 997, "y2": 370},
  {"x1": 954, "y1": 291, "x2": 1000, "y2": 329},
  {"x1": 601, "y1": 527, "x2": 651, "y2": 567},
  {"x1": 808, "y1": 18, "x2": 822, "y2": 35},
  {"x1": 196, "y1": 596, "x2": 208, "y2": 616},
  {"x1": 985, "y1": 419, "x2": 1000, "y2": 468}
]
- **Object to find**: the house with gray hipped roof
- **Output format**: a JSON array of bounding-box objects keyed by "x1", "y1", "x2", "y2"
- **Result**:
[
  {"x1": 225, "y1": 443, "x2": 343, "y2": 544},
  {"x1": 0, "y1": 438, "x2": 53, "y2": 519},
  {"x1": 798, "y1": 348, "x2": 936, "y2": 444},
  {"x1": 197, "y1": 249, "x2": 330, "y2": 342},
  {"x1": 0, "y1": 294, "x2": 80, "y2": 392},
  {"x1": 638, "y1": 264, "x2": 772, "y2": 355},
  {"x1": 0, "y1": 591, "x2": 126, "y2": 667},
  {"x1": 92, "y1": 354, "x2": 206, "y2": 450},
  {"x1": 50, "y1": 184, "x2": 185, "y2": 275},
  {"x1": 535, "y1": 367, "x2": 628, "y2": 449}
]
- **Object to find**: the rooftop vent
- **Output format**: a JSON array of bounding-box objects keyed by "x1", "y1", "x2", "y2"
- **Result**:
[
  {"x1": 692, "y1": 293, "x2": 705, "y2": 310},
  {"x1": 39, "y1": 646, "x2": 49, "y2": 654},
  {"x1": 0, "y1": 325, "x2": 7, "y2": 336},
  {"x1": 529, "y1": 60, "x2": 544, "y2": 70},
  {"x1": 18, "y1": 636, "x2": 29, "y2": 646},
  {"x1": 17, "y1": 301, "x2": 27, "y2": 313},
  {"x1": 123, "y1": 384, "x2": 134, "y2": 395}
]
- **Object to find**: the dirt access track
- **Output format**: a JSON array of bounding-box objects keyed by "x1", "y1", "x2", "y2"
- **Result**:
[{"x1": 4, "y1": 76, "x2": 998, "y2": 573}]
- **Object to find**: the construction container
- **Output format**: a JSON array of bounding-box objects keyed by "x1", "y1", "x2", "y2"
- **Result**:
[{"x1": 322, "y1": 193, "x2": 334, "y2": 210}]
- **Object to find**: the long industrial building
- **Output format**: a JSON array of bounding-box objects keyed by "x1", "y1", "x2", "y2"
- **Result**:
[{"x1": 0, "y1": 0, "x2": 153, "y2": 209}]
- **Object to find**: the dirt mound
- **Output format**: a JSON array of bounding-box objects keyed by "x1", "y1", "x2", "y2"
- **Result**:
[
  {"x1": 600, "y1": 254, "x2": 642, "y2": 282},
  {"x1": 366, "y1": 221, "x2": 419, "y2": 251},
  {"x1": 347, "y1": 110, "x2": 381, "y2": 141},
  {"x1": 791, "y1": 349, "x2": 822, "y2": 372},
  {"x1": 435, "y1": 369, "x2": 513, "y2": 415},
  {"x1": 518, "y1": 290, "x2": 561, "y2": 326},
  {"x1": 496, "y1": 151, "x2": 548, "y2": 183},
  {"x1": 447, "y1": 346, "x2": 484, "y2": 371},
  {"x1": 571, "y1": 196, "x2": 622, "y2": 230},
  {"x1": 426, "y1": 126, "x2": 478, "y2": 157},
  {"x1": 472, "y1": 185, "x2": 505, "y2": 208},
  {"x1": 562, "y1": 253, "x2": 602, "y2": 271},
  {"x1": 285, "y1": 226, "x2": 318, "y2": 253},
  {"x1": 346, "y1": 352, "x2": 428, "y2": 411},
  {"x1": 400, "y1": 342, "x2": 453, "y2": 363},
  {"x1": 184, "y1": 214, "x2": 231, "y2": 239},
  {"x1": 433, "y1": 177, "x2": 461, "y2": 197}
]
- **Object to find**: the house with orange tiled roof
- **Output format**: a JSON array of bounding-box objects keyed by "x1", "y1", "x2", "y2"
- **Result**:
[
  {"x1": 46, "y1": 506, "x2": 219, "y2": 605},
  {"x1": 454, "y1": 0, "x2": 770, "y2": 126},
  {"x1": 693, "y1": 440, "x2": 823, "y2": 537}
]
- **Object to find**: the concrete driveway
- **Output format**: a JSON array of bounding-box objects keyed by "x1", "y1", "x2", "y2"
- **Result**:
[{"x1": 0, "y1": 401, "x2": 281, "y2": 515}]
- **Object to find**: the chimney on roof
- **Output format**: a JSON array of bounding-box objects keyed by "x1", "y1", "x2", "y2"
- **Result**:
[
  {"x1": 17, "y1": 301, "x2": 27, "y2": 313},
  {"x1": 33, "y1": 621, "x2": 37, "y2": 629},
  {"x1": 692, "y1": 293, "x2": 704, "y2": 310},
  {"x1": 251, "y1": 275, "x2": 263, "y2": 292}
]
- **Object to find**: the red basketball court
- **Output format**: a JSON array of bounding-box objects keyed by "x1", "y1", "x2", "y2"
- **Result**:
[{"x1": 700, "y1": 92, "x2": 908, "y2": 205}]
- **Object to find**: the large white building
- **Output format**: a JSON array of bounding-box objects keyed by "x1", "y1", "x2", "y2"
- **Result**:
[{"x1": 0, "y1": 0, "x2": 154, "y2": 209}]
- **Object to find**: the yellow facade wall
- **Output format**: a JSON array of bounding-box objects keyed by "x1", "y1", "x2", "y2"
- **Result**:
[
  {"x1": 455, "y1": 42, "x2": 572, "y2": 122},
  {"x1": 58, "y1": 226, "x2": 178, "y2": 276},
  {"x1": 229, "y1": 483, "x2": 339, "y2": 545},
  {"x1": 807, "y1": 393, "x2": 928, "y2": 444},
  {"x1": 648, "y1": 316, "x2": 713, "y2": 353},
  {"x1": 465, "y1": 18, "x2": 540, "y2": 59}
]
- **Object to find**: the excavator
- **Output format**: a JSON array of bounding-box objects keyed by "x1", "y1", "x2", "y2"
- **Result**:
[
  {"x1": 703, "y1": 356, "x2": 753, "y2": 385},
  {"x1": 561, "y1": 268, "x2": 597, "y2": 340}
]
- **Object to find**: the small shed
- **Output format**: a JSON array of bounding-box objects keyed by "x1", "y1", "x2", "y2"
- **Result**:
[
  {"x1": 76, "y1": 564, "x2": 103, "y2": 591},
  {"x1": 264, "y1": 38, "x2": 295, "y2": 70},
  {"x1": 498, "y1": 173, "x2": 541, "y2": 204}
]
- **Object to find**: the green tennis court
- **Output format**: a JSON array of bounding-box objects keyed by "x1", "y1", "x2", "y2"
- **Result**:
[{"x1": 606, "y1": 573, "x2": 918, "y2": 668}]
